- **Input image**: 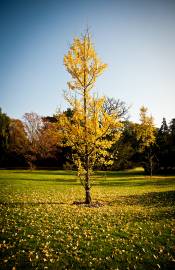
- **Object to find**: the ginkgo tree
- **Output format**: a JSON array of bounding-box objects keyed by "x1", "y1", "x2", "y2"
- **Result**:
[
  {"x1": 134, "y1": 106, "x2": 156, "y2": 176},
  {"x1": 58, "y1": 31, "x2": 122, "y2": 204}
]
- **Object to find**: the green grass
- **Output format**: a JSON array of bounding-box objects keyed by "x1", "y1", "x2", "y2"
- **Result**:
[{"x1": 0, "y1": 168, "x2": 175, "y2": 270}]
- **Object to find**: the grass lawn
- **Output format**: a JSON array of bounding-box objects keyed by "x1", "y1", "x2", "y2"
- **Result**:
[{"x1": 0, "y1": 168, "x2": 175, "y2": 269}]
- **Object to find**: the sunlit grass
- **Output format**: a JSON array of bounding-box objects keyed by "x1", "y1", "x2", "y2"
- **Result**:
[{"x1": 0, "y1": 169, "x2": 175, "y2": 269}]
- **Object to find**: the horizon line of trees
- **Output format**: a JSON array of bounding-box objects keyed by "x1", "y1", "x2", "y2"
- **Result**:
[{"x1": 0, "y1": 106, "x2": 175, "y2": 174}]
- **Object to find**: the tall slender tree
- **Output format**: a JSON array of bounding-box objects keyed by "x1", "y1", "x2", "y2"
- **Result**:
[
  {"x1": 134, "y1": 106, "x2": 156, "y2": 175},
  {"x1": 59, "y1": 32, "x2": 122, "y2": 204}
]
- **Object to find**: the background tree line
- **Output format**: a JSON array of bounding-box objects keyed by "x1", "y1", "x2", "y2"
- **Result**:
[{"x1": 0, "y1": 106, "x2": 174, "y2": 174}]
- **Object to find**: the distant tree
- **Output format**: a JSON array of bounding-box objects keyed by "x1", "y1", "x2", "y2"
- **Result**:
[
  {"x1": 155, "y1": 117, "x2": 175, "y2": 173},
  {"x1": 156, "y1": 118, "x2": 170, "y2": 171},
  {"x1": 135, "y1": 107, "x2": 156, "y2": 149},
  {"x1": 59, "y1": 31, "x2": 122, "y2": 204},
  {"x1": 8, "y1": 119, "x2": 29, "y2": 167},
  {"x1": 155, "y1": 118, "x2": 175, "y2": 173},
  {"x1": 42, "y1": 116, "x2": 69, "y2": 169},
  {"x1": 111, "y1": 121, "x2": 137, "y2": 170},
  {"x1": 9, "y1": 119, "x2": 28, "y2": 152},
  {"x1": 0, "y1": 108, "x2": 10, "y2": 167},
  {"x1": 160, "y1": 117, "x2": 169, "y2": 134},
  {"x1": 23, "y1": 112, "x2": 60, "y2": 169},
  {"x1": 38, "y1": 118, "x2": 59, "y2": 161},
  {"x1": 169, "y1": 118, "x2": 175, "y2": 142},
  {"x1": 23, "y1": 112, "x2": 43, "y2": 144},
  {"x1": 168, "y1": 118, "x2": 175, "y2": 170},
  {"x1": 23, "y1": 112, "x2": 43, "y2": 169},
  {"x1": 103, "y1": 97, "x2": 129, "y2": 121},
  {"x1": 134, "y1": 106, "x2": 156, "y2": 175}
]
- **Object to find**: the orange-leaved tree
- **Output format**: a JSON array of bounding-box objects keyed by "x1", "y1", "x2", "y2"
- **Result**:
[{"x1": 59, "y1": 32, "x2": 122, "y2": 204}]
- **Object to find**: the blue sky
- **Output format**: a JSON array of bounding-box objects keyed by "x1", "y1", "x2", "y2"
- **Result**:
[{"x1": 0, "y1": 0, "x2": 175, "y2": 127}]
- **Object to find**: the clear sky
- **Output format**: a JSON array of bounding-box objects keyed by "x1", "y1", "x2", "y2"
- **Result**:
[{"x1": 0, "y1": 0, "x2": 175, "y2": 127}]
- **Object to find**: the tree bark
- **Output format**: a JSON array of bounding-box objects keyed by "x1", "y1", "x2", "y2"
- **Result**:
[
  {"x1": 150, "y1": 156, "x2": 153, "y2": 178},
  {"x1": 84, "y1": 154, "x2": 91, "y2": 204},
  {"x1": 85, "y1": 184, "x2": 91, "y2": 204}
]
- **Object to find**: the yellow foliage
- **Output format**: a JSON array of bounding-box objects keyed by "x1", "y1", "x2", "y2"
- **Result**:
[
  {"x1": 64, "y1": 32, "x2": 107, "y2": 93},
  {"x1": 59, "y1": 96, "x2": 122, "y2": 169},
  {"x1": 134, "y1": 106, "x2": 156, "y2": 151},
  {"x1": 59, "y1": 31, "x2": 122, "y2": 192}
]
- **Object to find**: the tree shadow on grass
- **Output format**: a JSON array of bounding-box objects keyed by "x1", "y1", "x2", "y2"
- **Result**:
[
  {"x1": 110, "y1": 190, "x2": 175, "y2": 207},
  {"x1": 1, "y1": 190, "x2": 174, "y2": 208},
  {"x1": 94, "y1": 178, "x2": 175, "y2": 187},
  {"x1": 109, "y1": 190, "x2": 175, "y2": 220},
  {"x1": 96, "y1": 170, "x2": 145, "y2": 178}
]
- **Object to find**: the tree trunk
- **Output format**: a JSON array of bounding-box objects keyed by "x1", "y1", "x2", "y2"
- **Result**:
[
  {"x1": 84, "y1": 157, "x2": 91, "y2": 204},
  {"x1": 150, "y1": 156, "x2": 153, "y2": 178},
  {"x1": 85, "y1": 187, "x2": 91, "y2": 204}
]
